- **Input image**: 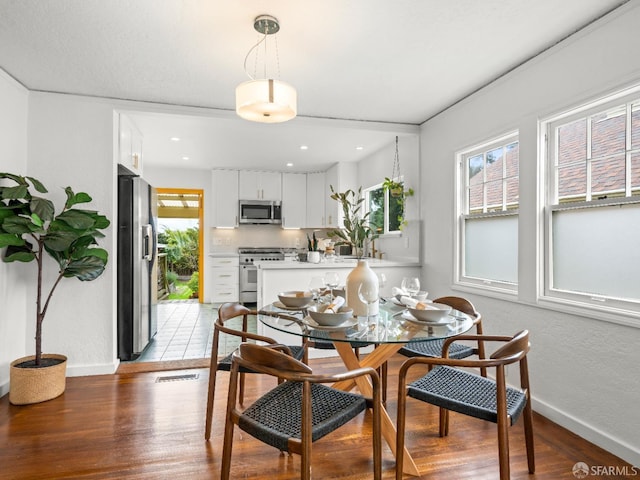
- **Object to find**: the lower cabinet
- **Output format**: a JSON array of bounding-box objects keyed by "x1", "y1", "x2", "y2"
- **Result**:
[{"x1": 209, "y1": 256, "x2": 239, "y2": 303}]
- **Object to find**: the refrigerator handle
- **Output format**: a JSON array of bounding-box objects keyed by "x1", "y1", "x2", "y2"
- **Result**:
[{"x1": 142, "y1": 224, "x2": 153, "y2": 261}]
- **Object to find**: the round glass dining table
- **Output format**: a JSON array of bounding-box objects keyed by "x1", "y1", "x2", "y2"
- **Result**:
[
  {"x1": 259, "y1": 299, "x2": 474, "y2": 346},
  {"x1": 258, "y1": 300, "x2": 475, "y2": 477}
]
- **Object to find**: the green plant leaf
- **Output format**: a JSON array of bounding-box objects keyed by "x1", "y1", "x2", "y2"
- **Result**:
[
  {"x1": 1, "y1": 215, "x2": 42, "y2": 234},
  {"x1": 43, "y1": 230, "x2": 78, "y2": 251},
  {"x1": 25, "y1": 176, "x2": 48, "y2": 193},
  {"x1": 62, "y1": 255, "x2": 107, "y2": 281},
  {"x1": 31, "y1": 197, "x2": 55, "y2": 222},
  {"x1": 0, "y1": 233, "x2": 25, "y2": 248},
  {"x1": 1, "y1": 184, "x2": 28, "y2": 200},
  {"x1": 65, "y1": 188, "x2": 92, "y2": 208},
  {"x1": 3, "y1": 244, "x2": 36, "y2": 262},
  {"x1": 56, "y1": 209, "x2": 96, "y2": 229}
]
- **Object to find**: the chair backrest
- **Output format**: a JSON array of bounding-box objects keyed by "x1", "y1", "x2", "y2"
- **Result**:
[
  {"x1": 217, "y1": 302, "x2": 252, "y2": 327},
  {"x1": 490, "y1": 330, "x2": 529, "y2": 362},
  {"x1": 236, "y1": 343, "x2": 312, "y2": 378},
  {"x1": 432, "y1": 296, "x2": 480, "y2": 320}
]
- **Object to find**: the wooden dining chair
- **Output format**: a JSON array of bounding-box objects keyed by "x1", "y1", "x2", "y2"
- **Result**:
[
  {"x1": 204, "y1": 302, "x2": 307, "y2": 440},
  {"x1": 398, "y1": 296, "x2": 487, "y2": 377},
  {"x1": 221, "y1": 342, "x2": 382, "y2": 480},
  {"x1": 396, "y1": 330, "x2": 535, "y2": 480}
]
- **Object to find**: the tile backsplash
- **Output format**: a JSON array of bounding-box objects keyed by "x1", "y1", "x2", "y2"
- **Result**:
[{"x1": 210, "y1": 225, "x2": 333, "y2": 253}]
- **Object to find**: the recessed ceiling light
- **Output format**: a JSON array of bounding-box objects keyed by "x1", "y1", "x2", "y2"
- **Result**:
[
  {"x1": 356, "y1": 146, "x2": 364, "y2": 151},
  {"x1": 170, "y1": 137, "x2": 180, "y2": 142},
  {"x1": 300, "y1": 145, "x2": 308, "y2": 150},
  {"x1": 182, "y1": 156, "x2": 190, "y2": 161},
  {"x1": 286, "y1": 162, "x2": 294, "y2": 167}
]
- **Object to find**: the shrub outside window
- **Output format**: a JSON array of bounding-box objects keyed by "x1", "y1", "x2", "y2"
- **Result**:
[{"x1": 366, "y1": 181, "x2": 404, "y2": 235}]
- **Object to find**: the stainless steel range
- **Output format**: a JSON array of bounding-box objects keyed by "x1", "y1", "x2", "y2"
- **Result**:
[{"x1": 238, "y1": 247, "x2": 285, "y2": 303}]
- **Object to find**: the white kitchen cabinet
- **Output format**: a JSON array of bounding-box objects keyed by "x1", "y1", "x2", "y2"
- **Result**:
[
  {"x1": 211, "y1": 169, "x2": 239, "y2": 228},
  {"x1": 324, "y1": 164, "x2": 339, "y2": 228},
  {"x1": 282, "y1": 173, "x2": 307, "y2": 228},
  {"x1": 209, "y1": 256, "x2": 239, "y2": 303},
  {"x1": 325, "y1": 162, "x2": 358, "y2": 228},
  {"x1": 306, "y1": 172, "x2": 325, "y2": 228},
  {"x1": 239, "y1": 170, "x2": 282, "y2": 201},
  {"x1": 118, "y1": 113, "x2": 143, "y2": 175}
]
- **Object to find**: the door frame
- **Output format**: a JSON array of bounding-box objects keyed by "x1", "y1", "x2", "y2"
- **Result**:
[{"x1": 156, "y1": 188, "x2": 205, "y2": 302}]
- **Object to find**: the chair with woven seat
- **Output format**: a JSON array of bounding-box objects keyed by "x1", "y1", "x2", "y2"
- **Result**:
[
  {"x1": 204, "y1": 302, "x2": 307, "y2": 440},
  {"x1": 221, "y1": 342, "x2": 382, "y2": 480},
  {"x1": 398, "y1": 296, "x2": 487, "y2": 377},
  {"x1": 396, "y1": 330, "x2": 535, "y2": 480}
]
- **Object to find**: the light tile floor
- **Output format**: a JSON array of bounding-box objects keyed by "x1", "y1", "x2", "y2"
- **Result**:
[{"x1": 136, "y1": 300, "x2": 257, "y2": 362}]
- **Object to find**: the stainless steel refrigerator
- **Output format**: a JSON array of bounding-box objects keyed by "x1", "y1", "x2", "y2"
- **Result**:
[{"x1": 117, "y1": 173, "x2": 158, "y2": 361}]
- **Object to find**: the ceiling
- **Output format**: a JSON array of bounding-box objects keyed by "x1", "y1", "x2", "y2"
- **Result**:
[{"x1": 0, "y1": 0, "x2": 629, "y2": 172}]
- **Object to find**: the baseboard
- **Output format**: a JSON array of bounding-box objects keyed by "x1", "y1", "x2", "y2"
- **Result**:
[
  {"x1": 66, "y1": 361, "x2": 119, "y2": 377},
  {"x1": 533, "y1": 396, "x2": 640, "y2": 467},
  {"x1": 0, "y1": 380, "x2": 8, "y2": 399}
]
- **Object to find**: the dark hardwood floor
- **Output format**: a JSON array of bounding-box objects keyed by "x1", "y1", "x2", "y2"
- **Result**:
[{"x1": 0, "y1": 354, "x2": 632, "y2": 479}]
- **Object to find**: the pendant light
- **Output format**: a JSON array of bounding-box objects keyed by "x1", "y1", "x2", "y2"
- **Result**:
[{"x1": 235, "y1": 15, "x2": 297, "y2": 123}]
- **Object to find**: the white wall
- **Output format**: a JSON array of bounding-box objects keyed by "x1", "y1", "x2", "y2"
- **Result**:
[
  {"x1": 26, "y1": 92, "x2": 118, "y2": 377},
  {"x1": 0, "y1": 70, "x2": 29, "y2": 396},
  {"x1": 420, "y1": 3, "x2": 640, "y2": 465},
  {"x1": 357, "y1": 135, "x2": 420, "y2": 261}
]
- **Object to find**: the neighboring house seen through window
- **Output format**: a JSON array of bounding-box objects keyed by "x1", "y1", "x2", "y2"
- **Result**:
[
  {"x1": 456, "y1": 132, "x2": 519, "y2": 292},
  {"x1": 543, "y1": 86, "x2": 640, "y2": 314}
]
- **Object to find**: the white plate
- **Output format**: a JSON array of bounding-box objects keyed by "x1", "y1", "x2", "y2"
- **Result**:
[
  {"x1": 302, "y1": 316, "x2": 359, "y2": 331},
  {"x1": 401, "y1": 310, "x2": 455, "y2": 326},
  {"x1": 391, "y1": 297, "x2": 433, "y2": 308},
  {"x1": 273, "y1": 301, "x2": 313, "y2": 311}
]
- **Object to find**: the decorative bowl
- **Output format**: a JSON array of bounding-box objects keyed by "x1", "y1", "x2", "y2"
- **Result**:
[
  {"x1": 307, "y1": 305, "x2": 354, "y2": 326},
  {"x1": 277, "y1": 291, "x2": 314, "y2": 307},
  {"x1": 407, "y1": 302, "x2": 452, "y2": 323}
]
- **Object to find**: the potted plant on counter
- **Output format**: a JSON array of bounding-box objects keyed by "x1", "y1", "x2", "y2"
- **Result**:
[
  {"x1": 306, "y1": 232, "x2": 320, "y2": 263},
  {"x1": 327, "y1": 185, "x2": 378, "y2": 258},
  {"x1": 0, "y1": 173, "x2": 110, "y2": 405}
]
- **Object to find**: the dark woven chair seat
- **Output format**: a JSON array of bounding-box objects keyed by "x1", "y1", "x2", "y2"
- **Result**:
[
  {"x1": 238, "y1": 381, "x2": 367, "y2": 452},
  {"x1": 309, "y1": 330, "x2": 370, "y2": 349},
  {"x1": 217, "y1": 345, "x2": 306, "y2": 372},
  {"x1": 408, "y1": 366, "x2": 527, "y2": 425},
  {"x1": 399, "y1": 338, "x2": 474, "y2": 359}
]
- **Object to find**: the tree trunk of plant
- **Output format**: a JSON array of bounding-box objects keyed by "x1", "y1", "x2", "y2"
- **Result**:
[{"x1": 35, "y1": 242, "x2": 44, "y2": 366}]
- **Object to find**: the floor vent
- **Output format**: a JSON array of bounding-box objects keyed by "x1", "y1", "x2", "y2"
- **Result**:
[{"x1": 156, "y1": 373, "x2": 200, "y2": 383}]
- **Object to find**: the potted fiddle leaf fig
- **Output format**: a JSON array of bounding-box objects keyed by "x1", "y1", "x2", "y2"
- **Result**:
[
  {"x1": 0, "y1": 173, "x2": 110, "y2": 405},
  {"x1": 327, "y1": 185, "x2": 378, "y2": 258}
]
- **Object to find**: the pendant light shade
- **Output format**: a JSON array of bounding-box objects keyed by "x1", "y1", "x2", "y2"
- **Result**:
[
  {"x1": 236, "y1": 78, "x2": 297, "y2": 123},
  {"x1": 236, "y1": 15, "x2": 297, "y2": 124}
]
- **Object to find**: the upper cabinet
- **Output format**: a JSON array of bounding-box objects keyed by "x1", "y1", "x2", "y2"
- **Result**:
[
  {"x1": 118, "y1": 113, "x2": 143, "y2": 175},
  {"x1": 212, "y1": 169, "x2": 239, "y2": 228},
  {"x1": 281, "y1": 173, "x2": 307, "y2": 228},
  {"x1": 306, "y1": 172, "x2": 325, "y2": 228},
  {"x1": 239, "y1": 171, "x2": 282, "y2": 201}
]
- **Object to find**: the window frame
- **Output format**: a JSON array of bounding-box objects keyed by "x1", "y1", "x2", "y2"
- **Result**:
[
  {"x1": 540, "y1": 84, "x2": 640, "y2": 319},
  {"x1": 454, "y1": 131, "x2": 519, "y2": 294},
  {"x1": 364, "y1": 180, "x2": 404, "y2": 237}
]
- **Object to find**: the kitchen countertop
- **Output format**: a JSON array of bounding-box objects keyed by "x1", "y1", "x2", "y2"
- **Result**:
[
  {"x1": 254, "y1": 257, "x2": 420, "y2": 269},
  {"x1": 209, "y1": 252, "x2": 239, "y2": 257}
]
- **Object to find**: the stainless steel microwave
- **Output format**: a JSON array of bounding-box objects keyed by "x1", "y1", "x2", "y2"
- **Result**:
[{"x1": 239, "y1": 200, "x2": 282, "y2": 224}]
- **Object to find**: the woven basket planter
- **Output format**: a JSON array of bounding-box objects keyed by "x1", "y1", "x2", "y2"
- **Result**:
[{"x1": 9, "y1": 354, "x2": 67, "y2": 405}]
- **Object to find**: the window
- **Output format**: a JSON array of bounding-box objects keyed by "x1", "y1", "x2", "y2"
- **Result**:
[
  {"x1": 456, "y1": 132, "x2": 519, "y2": 291},
  {"x1": 543, "y1": 87, "x2": 640, "y2": 313},
  {"x1": 365, "y1": 180, "x2": 405, "y2": 235}
]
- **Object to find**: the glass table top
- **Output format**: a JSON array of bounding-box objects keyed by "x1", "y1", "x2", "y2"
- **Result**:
[{"x1": 259, "y1": 300, "x2": 474, "y2": 345}]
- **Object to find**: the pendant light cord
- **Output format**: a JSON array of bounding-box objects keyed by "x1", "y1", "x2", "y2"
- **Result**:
[{"x1": 243, "y1": 25, "x2": 281, "y2": 81}]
